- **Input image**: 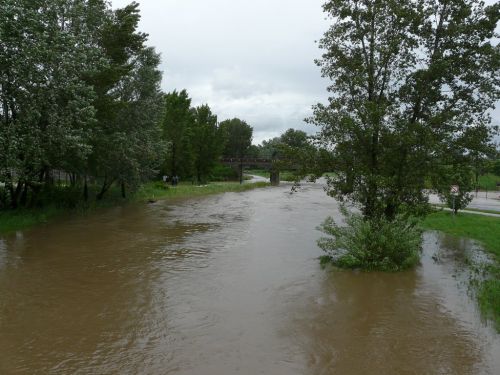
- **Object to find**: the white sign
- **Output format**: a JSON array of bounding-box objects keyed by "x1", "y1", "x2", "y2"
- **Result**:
[{"x1": 450, "y1": 185, "x2": 459, "y2": 195}]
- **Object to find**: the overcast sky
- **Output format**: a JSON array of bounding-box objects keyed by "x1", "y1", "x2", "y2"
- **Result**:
[{"x1": 111, "y1": 0, "x2": 499, "y2": 145}]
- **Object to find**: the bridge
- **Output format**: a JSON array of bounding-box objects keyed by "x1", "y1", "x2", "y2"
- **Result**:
[{"x1": 220, "y1": 158, "x2": 282, "y2": 185}]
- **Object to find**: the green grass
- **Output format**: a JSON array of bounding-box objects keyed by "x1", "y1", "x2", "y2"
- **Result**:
[
  {"x1": 0, "y1": 206, "x2": 63, "y2": 234},
  {"x1": 421, "y1": 211, "x2": 500, "y2": 330},
  {"x1": 478, "y1": 173, "x2": 500, "y2": 191},
  {"x1": 0, "y1": 181, "x2": 270, "y2": 235},
  {"x1": 421, "y1": 211, "x2": 500, "y2": 253},
  {"x1": 432, "y1": 204, "x2": 500, "y2": 216},
  {"x1": 134, "y1": 180, "x2": 269, "y2": 202}
]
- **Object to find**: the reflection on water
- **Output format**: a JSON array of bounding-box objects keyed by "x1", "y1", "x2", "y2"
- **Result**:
[{"x1": 0, "y1": 182, "x2": 498, "y2": 374}]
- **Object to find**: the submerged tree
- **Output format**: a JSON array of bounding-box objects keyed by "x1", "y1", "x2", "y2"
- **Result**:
[
  {"x1": 310, "y1": 0, "x2": 500, "y2": 221},
  {"x1": 312, "y1": 0, "x2": 500, "y2": 270}
]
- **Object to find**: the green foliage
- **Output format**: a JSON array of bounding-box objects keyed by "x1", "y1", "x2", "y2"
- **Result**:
[
  {"x1": 161, "y1": 90, "x2": 195, "y2": 178},
  {"x1": 421, "y1": 211, "x2": 500, "y2": 255},
  {"x1": 310, "y1": 0, "x2": 500, "y2": 221},
  {"x1": 134, "y1": 180, "x2": 269, "y2": 202},
  {"x1": 210, "y1": 164, "x2": 239, "y2": 181},
  {"x1": 256, "y1": 128, "x2": 333, "y2": 182},
  {"x1": 258, "y1": 136, "x2": 282, "y2": 159},
  {"x1": 435, "y1": 168, "x2": 475, "y2": 213},
  {"x1": 318, "y1": 208, "x2": 422, "y2": 271},
  {"x1": 478, "y1": 277, "x2": 500, "y2": 331},
  {"x1": 280, "y1": 129, "x2": 309, "y2": 149},
  {"x1": 421, "y1": 211, "x2": 500, "y2": 330},
  {"x1": 0, "y1": 0, "x2": 163, "y2": 206},
  {"x1": 489, "y1": 159, "x2": 500, "y2": 177},
  {"x1": 219, "y1": 118, "x2": 253, "y2": 158},
  {"x1": 478, "y1": 173, "x2": 500, "y2": 190},
  {"x1": 191, "y1": 105, "x2": 224, "y2": 184},
  {"x1": 0, "y1": 206, "x2": 63, "y2": 234}
]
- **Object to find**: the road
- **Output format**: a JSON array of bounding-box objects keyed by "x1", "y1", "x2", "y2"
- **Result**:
[{"x1": 429, "y1": 191, "x2": 500, "y2": 212}]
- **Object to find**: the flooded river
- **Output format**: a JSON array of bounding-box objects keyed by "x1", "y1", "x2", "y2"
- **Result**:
[{"x1": 0, "y1": 181, "x2": 499, "y2": 374}]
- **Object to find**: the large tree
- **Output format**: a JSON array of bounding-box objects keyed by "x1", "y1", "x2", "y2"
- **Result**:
[
  {"x1": 0, "y1": 0, "x2": 164, "y2": 206},
  {"x1": 161, "y1": 90, "x2": 195, "y2": 178},
  {"x1": 220, "y1": 118, "x2": 253, "y2": 159},
  {"x1": 310, "y1": 0, "x2": 500, "y2": 220},
  {"x1": 191, "y1": 105, "x2": 224, "y2": 184},
  {"x1": 0, "y1": 0, "x2": 101, "y2": 207}
]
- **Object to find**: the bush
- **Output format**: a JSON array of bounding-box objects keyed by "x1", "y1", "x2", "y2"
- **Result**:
[
  {"x1": 152, "y1": 181, "x2": 169, "y2": 190},
  {"x1": 210, "y1": 164, "x2": 238, "y2": 181},
  {"x1": 36, "y1": 185, "x2": 83, "y2": 208},
  {"x1": 318, "y1": 207, "x2": 422, "y2": 271}
]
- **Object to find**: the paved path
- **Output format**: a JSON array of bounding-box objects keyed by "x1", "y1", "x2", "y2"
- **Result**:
[
  {"x1": 429, "y1": 191, "x2": 500, "y2": 213},
  {"x1": 435, "y1": 206, "x2": 500, "y2": 218}
]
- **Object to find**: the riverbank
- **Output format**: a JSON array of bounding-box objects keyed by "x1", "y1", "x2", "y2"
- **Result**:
[
  {"x1": 245, "y1": 169, "x2": 297, "y2": 181},
  {"x1": 421, "y1": 210, "x2": 500, "y2": 330},
  {"x1": 0, "y1": 180, "x2": 269, "y2": 235}
]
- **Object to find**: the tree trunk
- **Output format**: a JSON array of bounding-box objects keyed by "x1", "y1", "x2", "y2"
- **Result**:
[
  {"x1": 121, "y1": 181, "x2": 126, "y2": 198},
  {"x1": 9, "y1": 181, "x2": 23, "y2": 209},
  {"x1": 19, "y1": 184, "x2": 28, "y2": 207},
  {"x1": 83, "y1": 176, "x2": 88, "y2": 202},
  {"x1": 171, "y1": 143, "x2": 177, "y2": 176},
  {"x1": 96, "y1": 175, "x2": 113, "y2": 201}
]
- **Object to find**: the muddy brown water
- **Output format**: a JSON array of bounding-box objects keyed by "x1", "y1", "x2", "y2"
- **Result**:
[{"x1": 0, "y1": 182, "x2": 499, "y2": 374}]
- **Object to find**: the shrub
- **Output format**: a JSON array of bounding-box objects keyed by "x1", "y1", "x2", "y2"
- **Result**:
[
  {"x1": 210, "y1": 164, "x2": 238, "y2": 181},
  {"x1": 317, "y1": 207, "x2": 422, "y2": 271},
  {"x1": 36, "y1": 185, "x2": 83, "y2": 208},
  {"x1": 152, "y1": 181, "x2": 169, "y2": 190}
]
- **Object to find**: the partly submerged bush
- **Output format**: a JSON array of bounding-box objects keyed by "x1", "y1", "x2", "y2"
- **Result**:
[{"x1": 318, "y1": 208, "x2": 422, "y2": 271}]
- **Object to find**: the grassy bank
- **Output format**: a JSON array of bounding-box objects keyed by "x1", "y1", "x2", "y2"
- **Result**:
[
  {"x1": 421, "y1": 211, "x2": 500, "y2": 330},
  {"x1": 0, "y1": 181, "x2": 269, "y2": 235},
  {"x1": 134, "y1": 181, "x2": 269, "y2": 202},
  {"x1": 0, "y1": 206, "x2": 63, "y2": 234}
]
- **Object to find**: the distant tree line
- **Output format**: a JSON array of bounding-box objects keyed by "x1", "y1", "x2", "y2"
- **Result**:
[{"x1": 160, "y1": 90, "x2": 255, "y2": 184}]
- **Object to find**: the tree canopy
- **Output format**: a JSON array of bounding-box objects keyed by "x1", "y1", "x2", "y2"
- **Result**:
[
  {"x1": 0, "y1": 0, "x2": 163, "y2": 206},
  {"x1": 220, "y1": 118, "x2": 253, "y2": 159},
  {"x1": 310, "y1": 0, "x2": 500, "y2": 220}
]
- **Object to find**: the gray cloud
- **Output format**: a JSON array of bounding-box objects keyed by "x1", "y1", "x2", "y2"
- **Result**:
[{"x1": 112, "y1": 0, "x2": 499, "y2": 145}]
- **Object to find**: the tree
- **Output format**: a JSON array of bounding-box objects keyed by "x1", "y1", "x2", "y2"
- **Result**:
[
  {"x1": 105, "y1": 46, "x2": 164, "y2": 198},
  {"x1": 0, "y1": 0, "x2": 101, "y2": 207},
  {"x1": 259, "y1": 136, "x2": 282, "y2": 159},
  {"x1": 161, "y1": 90, "x2": 195, "y2": 178},
  {"x1": 490, "y1": 157, "x2": 500, "y2": 176},
  {"x1": 437, "y1": 168, "x2": 474, "y2": 214},
  {"x1": 0, "y1": 0, "x2": 164, "y2": 205},
  {"x1": 280, "y1": 129, "x2": 310, "y2": 149},
  {"x1": 220, "y1": 118, "x2": 253, "y2": 159},
  {"x1": 310, "y1": 0, "x2": 500, "y2": 221},
  {"x1": 191, "y1": 105, "x2": 223, "y2": 184},
  {"x1": 81, "y1": 1, "x2": 164, "y2": 200}
]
